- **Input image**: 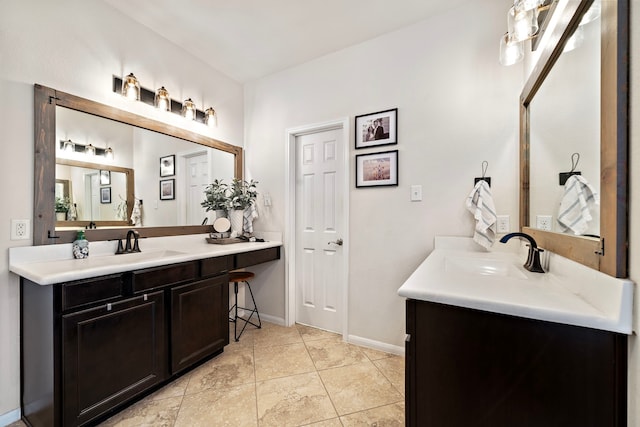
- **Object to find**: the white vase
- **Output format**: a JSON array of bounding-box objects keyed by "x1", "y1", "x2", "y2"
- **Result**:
[
  {"x1": 229, "y1": 209, "x2": 244, "y2": 236},
  {"x1": 214, "y1": 209, "x2": 227, "y2": 219},
  {"x1": 56, "y1": 212, "x2": 66, "y2": 221}
]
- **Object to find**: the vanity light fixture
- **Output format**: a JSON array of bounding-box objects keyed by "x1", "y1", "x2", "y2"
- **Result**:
[
  {"x1": 85, "y1": 143, "x2": 96, "y2": 156},
  {"x1": 154, "y1": 86, "x2": 171, "y2": 112},
  {"x1": 508, "y1": 6, "x2": 539, "y2": 42},
  {"x1": 499, "y1": 33, "x2": 524, "y2": 66},
  {"x1": 113, "y1": 75, "x2": 218, "y2": 127},
  {"x1": 182, "y1": 98, "x2": 196, "y2": 121},
  {"x1": 205, "y1": 107, "x2": 217, "y2": 128},
  {"x1": 121, "y1": 73, "x2": 141, "y2": 101},
  {"x1": 62, "y1": 139, "x2": 75, "y2": 153}
]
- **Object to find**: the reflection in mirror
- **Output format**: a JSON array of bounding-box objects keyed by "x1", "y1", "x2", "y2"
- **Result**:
[
  {"x1": 55, "y1": 107, "x2": 235, "y2": 229},
  {"x1": 529, "y1": 4, "x2": 600, "y2": 236}
]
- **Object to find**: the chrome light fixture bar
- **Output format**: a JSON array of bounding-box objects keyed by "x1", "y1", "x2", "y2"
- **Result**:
[{"x1": 112, "y1": 75, "x2": 216, "y2": 126}]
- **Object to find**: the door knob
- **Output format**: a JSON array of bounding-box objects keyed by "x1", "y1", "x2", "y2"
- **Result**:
[{"x1": 328, "y1": 238, "x2": 344, "y2": 246}]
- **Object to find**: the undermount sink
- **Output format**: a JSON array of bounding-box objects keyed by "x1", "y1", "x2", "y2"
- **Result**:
[{"x1": 444, "y1": 255, "x2": 528, "y2": 279}]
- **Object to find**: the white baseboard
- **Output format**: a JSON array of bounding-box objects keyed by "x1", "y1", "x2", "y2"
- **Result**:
[
  {"x1": 0, "y1": 408, "x2": 20, "y2": 426},
  {"x1": 259, "y1": 313, "x2": 285, "y2": 326},
  {"x1": 347, "y1": 334, "x2": 405, "y2": 356}
]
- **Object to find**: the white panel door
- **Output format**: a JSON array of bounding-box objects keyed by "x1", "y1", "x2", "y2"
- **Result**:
[
  {"x1": 186, "y1": 153, "x2": 209, "y2": 225},
  {"x1": 295, "y1": 128, "x2": 344, "y2": 333}
]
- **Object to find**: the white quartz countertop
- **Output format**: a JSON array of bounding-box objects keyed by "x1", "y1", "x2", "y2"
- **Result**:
[
  {"x1": 397, "y1": 237, "x2": 634, "y2": 334},
  {"x1": 9, "y1": 233, "x2": 282, "y2": 286}
]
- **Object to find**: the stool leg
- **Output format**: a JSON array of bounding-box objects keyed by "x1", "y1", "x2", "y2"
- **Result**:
[
  {"x1": 244, "y1": 280, "x2": 262, "y2": 329},
  {"x1": 228, "y1": 281, "x2": 240, "y2": 341}
]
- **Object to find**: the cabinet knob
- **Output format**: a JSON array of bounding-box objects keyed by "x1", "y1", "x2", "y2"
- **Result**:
[
  {"x1": 106, "y1": 303, "x2": 112, "y2": 311},
  {"x1": 405, "y1": 334, "x2": 411, "y2": 342}
]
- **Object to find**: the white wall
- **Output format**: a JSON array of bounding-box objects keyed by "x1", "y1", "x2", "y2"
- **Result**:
[
  {"x1": 0, "y1": 0, "x2": 244, "y2": 419},
  {"x1": 244, "y1": 0, "x2": 522, "y2": 347}
]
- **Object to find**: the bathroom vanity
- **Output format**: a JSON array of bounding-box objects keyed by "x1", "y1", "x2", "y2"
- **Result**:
[
  {"x1": 11, "y1": 235, "x2": 281, "y2": 427},
  {"x1": 398, "y1": 237, "x2": 633, "y2": 427}
]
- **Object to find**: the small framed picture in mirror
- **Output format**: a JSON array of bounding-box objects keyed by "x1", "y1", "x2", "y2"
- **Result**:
[
  {"x1": 160, "y1": 179, "x2": 175, "y2": 200},
  {"x1": 100, "y1": 170, "x2": 111, "y2": 185},
  {"x1": 100, "y1": 187, "x2": 111, "y2": 204},
  {"x1": 160, "y1": 155, "x2": 175, "y2": 177}
]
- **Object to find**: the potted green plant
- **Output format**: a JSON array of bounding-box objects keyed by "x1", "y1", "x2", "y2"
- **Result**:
[
  {"x1": 55, "y1": 196, "x2": 70, "y2": 221},
  {"x1": 227, "y1": 179, "x2": 258, "y2": 235},
  {"x1": 201, "y1": 179, "x2": 229, "y2": 219}
]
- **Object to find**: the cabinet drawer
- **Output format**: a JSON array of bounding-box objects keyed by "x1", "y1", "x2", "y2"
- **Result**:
[
  {"x1": 61, "y1": 274, "x2": 124, "y2": 311},
  {"x1": 131, "y1": 261, "x2": 198, "y2": 294},
  {"x1": 200, "y1": 255, "x2": 233, "y2": 278},
  {"x1": 234, "y1": 247, "x2": 280, "y2": 269}
]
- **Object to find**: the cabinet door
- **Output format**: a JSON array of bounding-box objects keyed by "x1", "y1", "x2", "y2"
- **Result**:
[
  {"x1": 170, "y1": 275, "x2": 229, "y2": 374},
  {"x1": 62, "y1": 291, "x2": 165, "y2": 427}
]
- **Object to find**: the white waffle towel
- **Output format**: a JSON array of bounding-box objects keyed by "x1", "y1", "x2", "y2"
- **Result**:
[
  {"x1": 557, "y1": 175, "x2": 599, "y2": 235},
  {"x1": 131, "y1": 199, "x2": 142, "y2": 227},
  {"x1": 465, "y1": 180, "x2": 497, "y2": 248}
]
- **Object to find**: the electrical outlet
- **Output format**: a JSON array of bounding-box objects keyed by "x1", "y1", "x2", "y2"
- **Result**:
[
  {"x1": 11, "y1": 219, "x2": 30, "y2": 240},
  {"x1": 496, "y1": 215, "x2": 510, "y2": 233},
  {"x1": 410, "y1": 185, "x2": 422, "y2": 201},
  {"x1": 536, "y1": 215, "x2": 553, "y2": 231}
]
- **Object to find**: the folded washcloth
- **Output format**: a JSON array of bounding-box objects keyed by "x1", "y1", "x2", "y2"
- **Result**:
[
  {"x1": 243, "y1": 204, "x2": 259, "y2": 233},
  {"x1": 465, "y1": 180, "x2": 497, "y2": 248},
  {"x1": 557, "y1": 175, "x2": 599, "y2": 235}
]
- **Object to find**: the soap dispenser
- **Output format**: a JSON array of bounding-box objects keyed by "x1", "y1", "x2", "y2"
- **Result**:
[{"x1": 72, "y1": 230, "x2": 89, "y2": 259}]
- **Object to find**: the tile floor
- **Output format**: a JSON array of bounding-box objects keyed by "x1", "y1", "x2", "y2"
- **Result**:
[{"x1": 10, "y1": 322, "x2": 405, "y2": 427}]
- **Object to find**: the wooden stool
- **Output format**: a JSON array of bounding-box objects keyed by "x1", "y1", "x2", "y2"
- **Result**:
[{"x1": 229, "y1": 271, "x2": 262, "y2": 341}]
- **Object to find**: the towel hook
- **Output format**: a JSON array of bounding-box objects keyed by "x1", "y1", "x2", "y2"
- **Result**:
[
  {"x1": 570, "y1": 152, "x2": 580, "y2": 172},
  {"x1": 474, "y1": 160, "x2": 491, "y2": 187},
  {"x1": 559, "y1": 152, "x2": 582, "y2": 185}
]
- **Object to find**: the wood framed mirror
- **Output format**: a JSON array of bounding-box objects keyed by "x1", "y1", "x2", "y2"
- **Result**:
[
  {"x1": 34, "y1": 84, "x2": 243, "y2": 245},
  {"x1": 520, "y1": 0, "x2": 629, "y2": 277}
]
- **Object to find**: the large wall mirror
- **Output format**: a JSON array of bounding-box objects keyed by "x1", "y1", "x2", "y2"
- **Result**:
[
  {"x1": 34, "y1": 84, "x2": 243, "y2": 245},
  {"x1": 520, "y1": 0, "x2": 628, "y2": 277}
]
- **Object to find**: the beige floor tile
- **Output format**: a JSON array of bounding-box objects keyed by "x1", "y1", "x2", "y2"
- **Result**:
[
  {"x1": 372, "y1": 356, "x2": 405, "y2": 396},
  {"x1": 254, "y1": 342, "x2": 316, "y2": 381},
  {"x1": 185, "y1": 346, "x2": 255, "y2": 395},
  {"x1": 319, "y1": 361, "x2": 403, "y2": 416},
  {"x1": 300, "y1": 418, "x2": 344, "y2": 427},
  {"x1": 360, "y1": 346, "x2": 394, "y2": 361},
  {"x1": 306, "y1": 339, "x2": 368, "y2": 370},
  {"x1": 340, "y1": 402, "x2": 405, "y2": 426},
  {"x1": 174, "y1": 383, "x2": 257, "y2": 427},
  {"x1": 253, "y1": 323, "x2": 304, "y2": 348},
  {"x1": 256, "y1": 372, "x2": 337, "y2": 426},
  {"x1": 98, "y1": 395, "x2": 183, "y2": 427},
  {"x1": 296, "y1": 323, "x2": 342, "y2": 342},
  {"x1": 147, "y1": 374, "x2": 189, "y2": 401}
]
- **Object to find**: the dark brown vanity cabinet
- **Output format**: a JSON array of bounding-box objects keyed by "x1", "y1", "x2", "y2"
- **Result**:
[
  {"x1": 405, "y1": 299, "x2": 627, "y2": 427},
  {"x1": 61, "y1": 290, "x2": 165, "y2": 427}
]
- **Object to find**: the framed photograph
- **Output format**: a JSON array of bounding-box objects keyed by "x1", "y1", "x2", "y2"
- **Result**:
[
  {"x1": 99, "y1": 170, "x2": 111, "y2": 185},
  {"x1": 355, "y1": 108, "x2": 397, "y2": 149},
  {"x1": 160, "y1": 155, "x2": 175, "y2": 177},
  {"x1": 356, "y1": 150, "x2": 398, "y2": 188},
  {"x1": 160, "y1": 179, "x2": 175, "y2": 200},
  {"x1": 100, "y1": 187, "x2": 111, "y2": 204}
]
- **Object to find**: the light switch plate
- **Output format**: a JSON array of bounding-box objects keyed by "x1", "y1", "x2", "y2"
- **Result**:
[
  {"x1": 496, "y1": 215, "x2": 510, "y2": 233},
  {"x1": 410, "y1": 185, "x2": 422, "y2": 201}
]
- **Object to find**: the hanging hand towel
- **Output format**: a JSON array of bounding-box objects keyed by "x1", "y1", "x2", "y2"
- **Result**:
[
  {"x1": 465, "y1": 180, "x2": 497, "y2": 249},
  {"x1": 243, "y1": 204, "x2": 259, "y2": 233},
  {"x1": 557, "y1": 175, "x2": 599, "y2": 235},
  {"x1": 131, "y1": 199, "x2": 142, "y2": 227}
]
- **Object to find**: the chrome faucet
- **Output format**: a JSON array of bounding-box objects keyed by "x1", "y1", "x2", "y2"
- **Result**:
[
  {"x1": 499, "y1": 232, "x2": 545, "y2": 273},
  {"x1": 115, "y1": 229, "x2": 141, "y2": 254}
]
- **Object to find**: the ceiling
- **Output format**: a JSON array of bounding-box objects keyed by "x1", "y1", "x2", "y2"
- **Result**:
[{"x1": 103, "y1": 0, "x2": 469, "y2": 83}]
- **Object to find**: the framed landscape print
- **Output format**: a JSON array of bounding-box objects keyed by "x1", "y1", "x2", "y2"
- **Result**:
[
  {"x1": 356, "y1": 150, "x2": 398, "y2": 188},
  {"x1": 355, "y1": 108, "x2": 397, "y2": 149},
  {"x1": 160, "y1": 178, "x2": 175, "y2": 200},
  {"x1": 100, "y1": 187, "x2": 111, "y2": 204}
]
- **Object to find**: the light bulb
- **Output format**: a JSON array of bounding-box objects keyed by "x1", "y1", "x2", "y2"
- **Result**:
[
  {"x1": 499, "y1": 33, "x2": 524, "y2": 66},
  {"x1": 205, "y1": 107, "x2": 217, "y2": 128},
  {"x1": 182, "y1": 98, "x2": 196, "y2": 121},
  {"x1": 121, "y1": 73, "x2": 140, "y2": 101},
  {"x1": 155, "y1": 86, "x2": 171, "y2": 112}
]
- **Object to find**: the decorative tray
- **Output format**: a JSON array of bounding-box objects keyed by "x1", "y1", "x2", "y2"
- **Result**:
[{"x1": 206, "y1": 237, "x2": 244, "y2": 245}]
